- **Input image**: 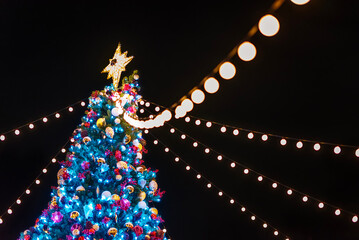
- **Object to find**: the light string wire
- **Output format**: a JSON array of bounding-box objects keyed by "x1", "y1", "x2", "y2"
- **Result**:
[
  {"x1": 0, "y1": 139, "x2": 70, "y2": 224},
  {"x1": 142, "y1": 99, "x2": 359, "y2": 157},
  {"x1": 0, "y1": 98, "x2": 87, "y2": 141},
  {"x1": 147, "y1": 131, "x2": 291, "y2": 240},
  {"x1": 154, "y1": 121, "x2": 359, "y2": 223}
]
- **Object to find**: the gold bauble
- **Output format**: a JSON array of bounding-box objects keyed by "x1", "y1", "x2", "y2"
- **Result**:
[
  {"x1": 70, "y1": 211, "x2": 80, "y2": 219},
  {"x1": 108, "y1": 227, "x2": 118, "y2": 236},
  {"x1": 124, "y1": 134, "x2": 131, "y2": 144},
  {"x1": 112, "y1": 194, "x2": 120, "y2": 201},
  {"x1": 117, "y1": 161, "x2": 128, "y2": 169},
  {"x1": 96, "y1": 118, "x2": 106, "y2": 128},
  {"x1": 83, "y1": 136, "x2": 91, "y2": 144},
  {"x1": 93, "y1": 224, "x2": 99, "y2": 231},
  {"x1": 116, "y1": 174, "x2": 123, "y2": 181},
  {"x1": 105, "y1": 127, "x2": 114, "y2": 138},
  {"x1": 149, "y1": 207, "x2": 158, "y2": 215},
  {"x1": 138, "y1": 191, "x2": 146, "y2": 201},
  {"x1": 126, "y1": 185, "x2": 134, "y2": 193},
  {"x1": 125, "y1": 222, "x2": 133, "y2": 228}
]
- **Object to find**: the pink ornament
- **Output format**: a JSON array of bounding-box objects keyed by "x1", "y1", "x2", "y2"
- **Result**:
[
  {"x1": 81, "y1": 161, "x2": 90, "y2": 170},
  {"x1": 51, "y1": 211, "x2": 63, "y2": 223},
  {"x1": 133, "y1": 225, "x2": 143, "y2": 236},
  {"x1": 120, "y1": 198, "x2": 130, "y2": 211}
]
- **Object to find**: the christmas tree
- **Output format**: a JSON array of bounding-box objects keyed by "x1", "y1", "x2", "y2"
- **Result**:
[{"x1": 18, "y1": 44, "x2": 167, "y2": 240}]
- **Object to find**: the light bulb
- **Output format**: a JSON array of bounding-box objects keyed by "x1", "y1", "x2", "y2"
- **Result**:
[
  {"x1": 145, "y1": 102, "x2": 150, "y2": 107},
  {"x1": 0, "y1": 218, "x2": 3, "y2": 224},
  {"x1": 204, "y1": 148, "x2": 210, "y2": 153},
  {"x1": 55, "y1": 113, "x2": 60, "y2": 118},
  {"x1": 272, "y1": 183, "x2": 278, "y2": 188},
  {"x1": 302, "y1": 196, "x2": 308, "y2": 202},
  {"x1": 139, "y1": 100, "x2": 145, "y2": 105},
  {"x1": 186, "y1": 166, "x2": 190, "y2": 171},
  {"x1": 238, "y1": 41, "x2": 257, "y2": 61},
  {"x1": 261, "y1": 134, "x2": 268, "y2": 141},
  {"x1": 280, "y1": 138, "x2": 287, "y2": 146},
  {"x1": 35, "y1": 180, "x2": 40, "y2": 184},
  {"x1": 162, "y1": 110, "x2": 172, "y2": 121},
  {"x1": 153, "y1": 140, "x2": 158, "y2": 144},
  {"x1": 274, "y1": 231, "x2": 279, "y2": 236},
  {"x1": 296, "y1": 141, "x2": 303, "y2": 149},
  {"x1": 220, "y1": 126, "x2": 227, "y2": 133},
  {"x1": 287, "y1": 189, "x2": 293, "y2": 195},
  {"x1": 0, "y1": 135, "x2": 5, "y2": 141},
  {"x1": 314, "y1": 143, "x2": 321, "y2": 151},
  {"x1": 247, "y1": 132, "x2": 254, "y2": 139},
  {"x1": 26, "y1": 189, "x2": 30, "y2": 194},
  {"x1": 29, "y1": 123, "x2": 34, "y2": 129},
  {"x1": 206, "y1": 121, "x2": 212, "y2": 127},
  {"x1": 217, "y1": 155, "x2": 223, "y2": 161},
  {"x1": 230, "y1": 199, "x2": 234, "y2": 204},
  {"x1": 81, "y1": 101, "x2": 86, "y2": 106},
  {"x1": 42, "y1": 117, "x2": 48, "y2": 123},
  {"x1": 263, "y1": 223, "x2": 268, "y2": 228},
  {"x1": 170, "y1": 128, "x2": 175, "y2": 133},
  {"x1": 241, "y1": 207, "x2": 246, "y2": 212},
  {"x1": 355, "y1": 148, "x2": 359, "y2": 157},
  {"x1": 291, "y1": 0, "x2": 310, "y2": 5},
  {"x1": 15, "y1": 129, "x2": 20, "y2": 135},
  {"x1": 144, "y1": 129, "x2": 149, "y2": 134},
  {"x1": 195, "y1": 119, "x2": 201, "y2": 125},
  {"x1": 191, "y1": 89, "x2": 205, "y2": 104},
  {"x1": 175, "y1": 105, "x2": 186, "y2": 118},
  {"x1": 185, "y1": 116, "x2": 191, "y2": 122},
  {"x1": 174, "y1": 157, "x2": 180, "y2": 162},
  {"x1": 230, "y1": 162, "x2": 236, "y2": 168},
  {"x1": 204, "y1": 77, "x2": 220, "y2": 94},
  {"x1": 197, "y1": 174, "x2": 201, "y2": 179},
  {"x1": 207, "y1": 183, "x2": 212, "y2": 188},
  {"x1": 155, "y1": 106, "x2": 160, "y2": 112},
  {"x1": 52, "y1": 158, "x2": 57, "y2": 163},
  {"x1": 16, "y1": 199, "x2": 21, "y2": 204},
  {"x1": 258, "y1": 176, "x2": 263, "y2": 182},
  {"x1": 334, "y1": 146, "x2": 341, "y2": 154},
  {"x1": 352, "y1": 215, "x2": 358, "y2": 223},
  {"x1": 251, "y1": 216, "x2": 256, "y2": 221},
  {"x1": 258, "y1": 14, "x2": 280, "y2": 37},
  {"x1": 318, "y1": 202, "x2": 324, "y2": 208},
  {"x1": 218, "y1": 191, "x2": 223, "y2": 196},
  {"x1": 219, "y1": 62, "x2": 236, "y2": 80},
  {"x1": 68, "y1": 107, "x2": 74, "y2": 112},
  {"x1": 243, "y1": 169, "x2": 249, "y2": 174},
  {"x1": 8, "y1": 209, "x2": 12, "y2": 214},
  {"x1": 233, "y1": 129, "x2": 239, "y2": 135},
  {"x1": 193, "y1": 142, "x2": 198, "y2": 147},
  {"x1": 43, "y1": 168, "x2": 47, "y2": 173},
  {"x1": 335, "y1": 209, "x2": 341, "y2": 216},
  {"x1": 181, "y1": 134, "x2": 186, "y2": 139},
  {"x1": 164, "y1": 147, "x2": 169, "y2": 152},
  {"x1": 181, "y1": 99, "x2": 194, "y2": 112},
  {"x1": 61, "y1": 148, "x2": 66, "y2": 153}
]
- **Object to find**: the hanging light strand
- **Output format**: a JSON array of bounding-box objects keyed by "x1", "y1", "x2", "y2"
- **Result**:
[
  {"x1": 0, "y1": 99, "x2": 87, "y2": 142},
  {"x1": 152, "y1": 121, "x2": 359, "y2": 223},
  {"x1": 0, "y1": 140, "x2": 70, "y2": 225},
  {"x1": 148, "y1": 132, "x2": 291, "y2": 239}
]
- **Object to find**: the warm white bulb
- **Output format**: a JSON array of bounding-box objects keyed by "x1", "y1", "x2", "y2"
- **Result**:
[
  {"x1": 296, "y1": 141, "x2": 303, "y2": 149},
  {"x1": 26, "y1": 189, "x2": 30, "y2": 194},
  {"x1": 219, "y1": 62, "x2": 236, "y2": 80},
  {"x1": 174, "y1": 157, "x2": 180, "y2": 162},
  {"x1": 218, "y1": 191, "x2": 223, "y2": 196},
  {"x1": 241, "y1": 207, "x2": 246, "y2": 212},
  {"x1": 220, "y1": 126, "x2": 227, "y2": 133},
  {"x1": 43, "y1": 168, "x2": 47, "y2": 173},
  {"x1": 52, "y1": 158, "x2": 57, "y2": 163},
  {"x1": 233, "y1": 129, "x2": 239, "y2": 135},
  {"x1": 0, "y1": 218, "x2": 3, "y2": 224},
  {"x1": 162, "y1": 110, "x2": 172, "y2": 121},
  {"x1": 258, "y1": 176, "x2": 263, "y2": 182},
  {"x1": 29, "y1": 123, "x2": 34, "y2": 129},
  {"x1": 145, "y1": 102, "x2": 150, "y2": 107},
  {"x1": 154, "y1": 106, "x2": 160, "y2": 112},
  {"x1": 35, "y1": 180, "x2": 40, "y2": 184},
  {"x1": 230, "y1": 162, "x2": 236, "y2": 168},
  {"x1": 195, "y1": 119, "x2": 201, "y2": 125},
  {"x1": 153, "y1": 140, "x2": 158, "y2": 145},
  {"x1": 181, "y1": 134, "x2": 186, "y2": 140},
  {"x1": 272, "y1": 183, "x2": 278, "y2": 188},
  {"x1": 81, "y1": 101, "x2": 86, "y2": 106},
  {"x1": 175, "y1": 105, "x2": 186, "y2": 118},
  {"x1": 287, "y1": 189, "x2": 293, "y2": 195},
  {"x1": 185, "y1": 116, "x2": 191, "y2": 122},
  {"x1": 243, "y1": 169, "x2": 249, "y2": 174},
  {"x1": 55, "y1": 113, "x2": 60, "y2": 118},
  {"x1": 302, "y1": 196, "x2": 308, "y2": 202},
  {"x1": 217, "y1": 155, "x2": 223, "y2": 161},
  {"x1": 191, "y1": 89, "x2": 205, "y2": 104},
  {"x1": 280, "y1": 138, "x2": 287, "y2": 146},
  {"x1": 230, "y1": 199, "x2": 234, "y2": 204},
  {"x1": 164, "y1": 147, "x2": 169, "y2": 152},
  {"x1": 186, "y1": 166, "x2": 190, "y2": 171},
  {"x1": 193, "y1": 142, "x2": 198, "y2": 147},
  {"x1": 197, "y1": 174, "x2": 201, "y2": 179},
  {"x1": 318, "y1": 202, "x2": 324, "y2": 208},
  {"x1": 15, "y1": 129, "x2": 20, "y2": 135},
  {"x1": 206, "y1": 121, "x2": 212, "y2": 127},
  {"x1": 355, "y1": 148, "x2": 359, "y2": 157},
  {"x1": 261, "y1": 134, "x2": 268, "y2": 141},
  {"x1": 207, "y1": 183, "x2": 212, "y2": 188},
  {"x1": 247, "y1": 132, "x2": 254, "y2": 139},
  {"x1": 204, "y1": 148, "x2": 210, "y2": 153},
  {"x1": 204, "y1": 77, "x2": 220, "y2": 94},
  {"x1": 314, "y1": 143, "x2": 321, "y2": 151},
  {"x1": 16, "y1": 199, "x2": 21, "y2": 204},
  {"x1": 334, "y1": 146, "x2": 341, "y2": 154},
  {"x1": 42, "y1": 117, "x2": 48, "y2": 123},
  {"x1": 258, "y1": 14, "x2": 280, "y2": 37},
  {"x1": 68, "y1": 107, "x2": 74, "y2": 112},
  {"x1": 0, "y1": 135, "x2": 5, "y2": 141},
  {"x1": 7, "y1": 209, "x2": 12, "y2": 214},
  {"x1": 170, "y1": 128, "x2": 175, "y2": 133},
  {"x1": 263, "y1": 223, "x2": 268, "y2": 228},
  {"x1": 352, "y1": 215, "x2": 358, "y2": 223},
  {"x1": 61, "y1": 148, "x2": 66, "y2": 153},
  {"x1": 251, "y1": 216, "x2": 256, "y2": 221},
  {"x1": 335, "y1": 209, "x2": 341, "y2": 216},
  {"x1": 290, "y1": 0, "x2": 310, "y2": 5},
  {"x1": 274, "y1": 231, "x2": 279, "y2": 236},
  {"x1": 181, "y1": 98, "x2": 194, "y2": 112},
  {"x1": 238, "y1": 41, "x2": 257, "y2": 61}
]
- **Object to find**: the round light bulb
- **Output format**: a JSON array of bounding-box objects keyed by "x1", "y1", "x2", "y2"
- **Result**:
[
  {"x1": 352, "y1": 216, "x2": 358, "y2": 223},
  {"x1": 164, "y1": 147, "x2": 169, "y2": 152},
  {"x1": 230, "y1": 199, "x2": 234, "y2": 204},
  {"x1": 206, "y1": 121, "x2": 212, "y2": 127},
  {"x1": 16, "y1": 199, "x2": 21, "y2": 204},
  {"x1": 52, "y1": 158, "x2": 57, "y2": 163},
  {"x1": 296, "y1": 141, "x2": 303, "y2": 149},
  {"x1": 243, "y1": 169, "x2": 249, "y2": 174},
  {"x1": 247, "y1": 132, "x2": 254, "y2": 139},
  {"x1": 68, "y1": 107, "x2": 73, "y2": 112},
  {"x1": 181, "y1": 98, "x2": 194, "y2": 112},
  {"x1": 191, "y1": 89, "x2": 205, "y2": 104},
  {"x1": 258, "y1": 14, "x2": 280, "y2": 37},
  {"x1": 287, "y1": 189, "x2": 293, "y2": 195},
  {"x1": 314, "y1": 143, "x2": 321, "y2": 151},
  {"x1": 181, "y1": 134, "x2": 186, "y2": 140},
  {"x1": 272, "y1": 182, "x2": 278, "y2": 188},
  {"x1": 81, "y1": 101, "x2": 86, "y2": 106},
  {"x1": 174, "y1": 157, "x2": 179, "y2": 162},
  {"x1": 230, "y1": 162, "x2": 236, "y2": 168},
  {"x1": 197, "y1": 174, "x2": 201, "y2": 179},
  {"x1": 355, "y1": 148, "x2": 359, "y2": 157},
  {"x1": 162, "y1": 110, "x2": 172, "y2": 121},
  {"x1": 274, "y1": 231, "x2": 279, "y2": 236},
  {"x1": 8, "y1": 209, "x2": 12, "y2": 214},
  {"x1": 204, "y1": 77, "x2": 220, "y2": 94},
  {"x1": 42, "y1": 168, "x2": 47, "y2": 173},
  {"x1": 263, "y1": 223, "x2": 268, "y2": 228},
  {"x1": 195, "y1": 119, "x2": 201, "y2": 125},
  {"x1": 241, "y1": 207, "x2": 246, "y2": 212},
  {"x1": 318, "y1": 202, "x2": 324, "y2": 209},
  {"x1": 302, "y1": 196, "x2": 308, "y2": 202},
  {"x1": 55, "y1": 113, "x2": 60, "y2": 118},
  {"x1": 207, "y1": 183, "x2": 212, "y2": 188},
  {"x1": 26, "y1": 189, "x2": 30, "y2": 194},
  {"x1": 280, "y1": 138, "x2": 287, "y2": 146},
  {"x1": 175, "y1": 105, "x2": 186, "y2": 118},
  {"x1": 220, "y1": 126, "x2": 227, "y2": 133},
  {"x1": 290, "y1": 0, "x2": 310, "y2": 5},
  {"x1": 261, "y1": 134, "x2": 268, "y2": 141},
  {"x1": 204, "y1": 148, "x2": 210, "y2": 153},
  {"x1": 35, "y1": 180, "x2": 40, "y2": 184},
  {"x1": 145, "y1": 102, "x2": 150, "y2": 107},
  {"x1": 186, "y1": 166, "x2": 190, "y2": 171},
  {"x1": 251, "y1": 216, "x2": 256, "y2": 221},
  {"x1": 0, "y1": 218, "x2": 3, "y2": 224},
  {"x1": 193, "y1": 142, "x2": 198, "y2": 147},
  {"x1": 153, "y1": 140, "x2": 158, "y2": 145},
  {"x1": 218, "y1": 191, "x2": 223, "y2": 196},
  {"x1": 238, "y1": 41, "x2": 257, "y2": 61},
  {"x1": 170, "y1": 128, "x2": 175, "y2": 133},
  {"x1": 219, "y1": 62, "x2": 236, "y2": 80},
  {"x1": 257, "y1": 176, "x2": 263, "y2": 182},
  {"x1": 335, "y1": 209, "x2": 341, "y2": 216},
  {"x1": 15, "y1": 129, "x2": 20, "y2": 135},
  {"x1": 217, "y1": 155, "x2": 223, "y2": 161},
  {"x1": 185, "y1": 116, "x2": 191, "y2": 122},
  {"x1": 233, "y1": 129, "x2": 239, "y2": 135},
  {"x1": 334, "y1": 146, "x2": 341, "y2": 154},
  {"x1": 0, "y1": 135, "x2": 5, "y2": 141},
  {"x1": 29, "y1": 123, "x2": 34, "y2": 129},
  {"x1": 42, "y1": 117, "x2": 48, "y2": 123}
]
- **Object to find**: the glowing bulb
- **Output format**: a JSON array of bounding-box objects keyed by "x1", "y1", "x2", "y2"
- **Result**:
[
  {"x1": 261, "y1": 134, "x2": 268, "y2": 141},
  {"x1": 204, "y1": 148, "x2": 210, "y2": 153},
  {"x1": 153, "y1": 140, "x2": 158, "y2": 145},
  {"x1": 155, "y1": 106, "x2": 160, "y2": 112},
  {"x1": 139, "y1": 100, "x2": 145, "y2": 105},
  {"x1": 16, "y1": 199, "x2": 21, "y2": 204},
  {"x1": 302, "y1": 196, "x2": 308, "y2": 202},
  {"x1": 42, "y1": 117, "x2": 48, "y2": 123},
  {"x1": 291, "y1": 0, "x2": 310, "y2": 5},
  {"x1": 258, "y1": 14, "x2": 280, "y2": 37},
  {"x1": 241, "y1": 207, "x2": 246, "y2": 212},
  {"x1": 181, "y1": 134, "x2": 186, "y2": 139},
  {"x1": 139, "y1": 109, "x2": 144, "y2": 113},
  {"x1": 8, "y1": 209, "x2": 12, "y2": 214},
  {"x1": 52, "y1": 158, "x2": 57, "y2": 163},
  {"x1": 257, "y1": 176, "x2": 263, "y2": 182},
  {"x1": 0, "y1": 218, "x2": 3, "y2": 224},
  {"x1": 35, "y1": 180, "x2": 40, "y2": 184},
  {"x1": 197, "y1": 174, "x2": 201, "y2": 179},
  {"x1": 217, "y1": 155, "x2": 223, "y2": 161},
  {"x1": 334, "y1": 146, "x2": 341, "y2": 154},
  {"x1": 280, "y1": 138, "x2": 287, "y2": 146},
  {"x1": 230, "y1": 162, "x2": 236, "y2": 168},
  {"x1": 355, "y1": 148, "x2": 359, "y2": 157},
  {"x1": 61, "y1": 148, "x2": 66, "y2": 153},
  {"x1": 29, "y1": 123, "x2": 34, "y2": 129},
  {"x1": 335, "y1": 209, "x2": 341, "y2": 216},
  {"x1": 204, "y1": 77, "x2": 220, "y2": 94},
  {"x1": 81, "y1": 101, "x2": 86, "y2": 106},
  {"x1": 296, "y1": 141, "x2": 303, "y2": 149},
  {"x1": 318, "y1": 202, "x2": 324, "y2": 208},
  {"x1": 230, "y1": 199, "x2": 234, "y2": 204},
  {"x1": 233, "y1": 129, "x2": 239, "y2": 135},
  {"x1": 162, "y1": 110, "x2": 172, "y2": 121},
  {"x1": 191, "y1": 89, "x2": 205, "y2": 104},
  {"x1": 55, "y1": 113, "x2": 60, "y2": 118},
  {"x1": 186, "y1": 166, "x2": 190, "y2": 171},
  {"x1": 274, "y1": 231, "x2": 279, "y2": 236},
  {"x1": 0, "y1": 135, "x2": 5, "y2": 141},
  {"x1": 195, "y1": 119, "x2": 201, "y2": 125},
  {"x1": 144, "y1": 129, "x2": 149, "y2": 134},
  {"x1": 263, "y1": 223, "x2": 268, "y2": 228},
  {"x1": 181, "y1": 98, "x2": 194, "y2": 112},
  {"x1": 238, "y1": 41, "x2": 257, "y2": 61},
  {"x1": 247, "y1": 132, "x2": 254, "y2": 139},
  {"x1": 145, "y1": 102, "x2": 150, "y2": 107},
  {"x1": 218, "y1": 191, "x2": 223, "y2": 196},
  {"x1": 164, "y1": 147, "x2": 169, "y2": 152},
  {"x1": 68, "y1": 107, "x2": 73, "y2": 112},
  {"x1": 219, "y1": 62, "x2": 236, "y2": 80},
  {"x1": 243, "y1": 169, "x2": 249, "y2": 174},
  {"x1": 352, "y1": 216, "x2": 358, "y2": 223},
  {"x1": 220, "y1": 126, "x2": 227, "y2": 133},
  {"x1": 185, "y1": 116, "x2": 191, "y2": 122},
  {"x1": 175, "y1": 105, "x2": 186, "y2": 118},
  {"x1": 43, "y1": 168, "x2": 47, "y2": 173},
  {"x1": 287, "y1": 189, "x2": 293, "y2": 195},
  {"x1": 170, "y1": 128, "x2": 175, "y2": 133},
  {"x1": 15, "y1": 129, "x2": 20, "y2": 135},
  {"x1": 251, "y1": 216, "x2": 256, "y2": 221},
  {"x1": 272, "y1": 183, "x2": 278, "y2": 188},
  {"x1": 193, "y1": 142, "x2": 198, "y2": 147},
  {"x1": 26, "y1": 189, "x2": 30, "y2": 194},
  {"x1": 207, "y1": 183, "x2": 212, "y2": 188},
  {"x1": 206, "y1": 122, "x2": 212, "y2": 127},
  {"x1": 314, "y1": 143, "x2": 321, "y2": 151},
  {"x1": 174, "y1": 157, "x2": 179, "y2": 162}
]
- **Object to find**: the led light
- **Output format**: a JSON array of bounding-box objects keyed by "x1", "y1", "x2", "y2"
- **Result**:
[
  {"x1": 207, "y1": 183, "x2": 212, "y2": 188},
  {"x1": 335, "y1": 209, "x2": 341, "y2": 216},
  {"x1": 36, "y1": 180, "x2": 40, "y2": 184},
  {"x1": 181, "y1": 98, "x2": 194, "y2": 112},
  {"x1": 139, "y1": 109, "x2": 144, "y2": 113},
  {"x1": 153, "y1": 140, "x2": 158, "y2": 145},
  {"x1": 296, "y1": 141, "x2": 303, "y2": 149},
  {"x1": 193, "y1": 142, "x2": 198, "y2": 147},
  {"x1": 274, "y1": 231, "x2": 279, "y2": 236},
  {"x1": 145, "y1": 102, "x2": 150, "y2": 107},
  {"x1": 139, "y1": 100, "x2": 145, "y2": 105},
  {"x1": 197, "y1": 174, "x2": 201, "y2": 179},
  {"x1": 247, "y1": 132, "x2": 254, "y2": 139},
  {"x1": 61, "y1": 148, "x2": 66, "y2": 153},
  {"x1": 263, "y1": 223, "x2": 268, "y2": 228},
  {"x1": 318, "y1": 202, "x2": 324, "y2": 208},
  {"x1": 174, "y1": 157, "x2": 180, "y2": 162},
  {"x1": 261, "y1": 134, "x2": 268, "y2": 141},
  {"x1": 272, "y1": 183, "x2": 278, "y2": 188},
  {"x1": 186, "y1": 166, "x2": 190, "y2": 170},
  {"x1": 238, "y1": 41, "x2": 257, "y2": 61},
  {"x1": 70, "y1": 138, "x2": 75, "y2": 142},
  {"x1": 52, "y1": 158, "x2": 57, "y2": 163},
  {"x1": 287, "y1": 189, "x2": 293, "y2": 195},
  {"x1": 258, "y1": 14, "x2": 280, "y2": 37},
  {"x1": 68, "y1": 107, "x2": 74, "y2": 112},
  {"x1": 144, "y1": 129, "x2": 149, "y2": 134},
  {"x1": 219, "y1": 62, "x2": 236, "y2": 80},
  {"x1": 204, "y1": 148, "x2": 210, "y2": 153},
  {"x1": 162, "y1": 110, "x2": 172, "y2": 121},
  {"x1": 42, "y1": 117, "x2": 48, "y2": 123},
  {"x1": 280, "y1": 138, "x2": 287, "y2": 146},
  {"x1": 230, "y1": 199, "x2": 235, "y2": 204},
  {"x1": 81, "y1": 101, "x2": 86, "y2": 106},
  {"x1": 195, "y1": 119, "x2": 201, "y2": 125},
  {"x1": 29, "y1": 123, "x2": 34, "y2": 129},
  {"x1": 185, "y1": 116, "x2": 191, "y2": 122},
  {"x1": 170, "y1": 128, "x2": 175, "y2": 133},
  {"x1": 0, "y1": 135, "x2": 5, "y2": 141},
  {"x1": 230, "y1": 162, "x2": 236, "y2": 168},
  {"x1": 291, "y1": 0, "x2": 310, "y2": 5},
  {"x1": 8, "y1": 209, "x2": 12, "y2": 214},
  {"x1": 0, "y1": 218, "x2": 3, "y2": 224},
  {"x1": 164, "y1": 147, "x2": 170, "y2": 152},
  {"x1": 16, "y1": 199, "x2": 21, "y2": 204},
  {"x1": 155, "y1": 106, "x2": 160, "y2": 112},
  {"x1": 241, "y1": 207, "x2": 246, "y2": 212},
  {"x1": 334, "y1": 146, "x2": 341, "y2": 154},
  {"x1": 302, "y1": 196, "x2": 308, "y2": 202},
  {"x1": 191, "y1": 89, "x2": 205, "y2": 104},
  {"x1": 26, "y1": 189, "x2": 30, "y2": 194},
  {"x1": 55, "y1": 113, "x2": 60, "y2": 118},
  {"x1": 206, "y1": 121, "x2": 212, "y2": 127},
  {"x1": 15, "y1": 129, "x2": 20, "y2": 135},
  {"x1": 217, "y1": 155, "x2": 223, "y2": 161},
  {"x1": 251, "y1": 216, "x2": 255, "y2": 221},
  {"x1": 352, "y1": 216, "x2": 358, "y2": 223},
  {"x1": 243, "y1": 169, "x2": 249, "y2": 174},
  {"x1": 257, "y1": 176, "x2": 263, "y2": 182},
  {"x1": 218, "y1": 191, "x2": 223, "y2": 196},
  {"x1": 220, "y1": 126, "x2": 227, "y2": 133},
  {"x1": 233, "y1": 129, "x2": 239, "y2": 135},
  {"x1": 314, "y1": 143, "x2": 321, "y2": 151},
  {"x1": 163, "y1": 229, "x2": 167, "y2": 233},
  {"x1": 181, "y1": 134, "x2": 186, "y2": 140},
  {"x1": 175, "y1": 105, "x2": 186, "y2": 118},
  {"x1": 43, "y1": 168, "x2": 47, "y2": 173},
  {"x1": 204, "y1": 77, "x2": 220, "y2": 94},
  {"x1": 355, "y1": 148, "x2": 359, "y2": 157}
]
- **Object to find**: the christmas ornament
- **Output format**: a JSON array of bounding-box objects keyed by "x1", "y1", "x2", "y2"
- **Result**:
[{"x1": 108, "y1": 227, "x2": 118, "y2": 236}]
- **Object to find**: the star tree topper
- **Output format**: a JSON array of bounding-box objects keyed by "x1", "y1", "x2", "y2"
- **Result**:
[{"x1": 102, "y1": 43, "x2": 133, "y2": 89}]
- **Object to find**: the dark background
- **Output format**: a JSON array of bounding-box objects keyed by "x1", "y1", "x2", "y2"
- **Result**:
[{"x1": 0, "y1": 0, "x2": 359, "y2": 239}]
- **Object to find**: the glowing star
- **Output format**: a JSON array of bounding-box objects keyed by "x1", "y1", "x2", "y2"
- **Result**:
[{"x1": 102, "y1": 43, "x2": 133, "y2": 89}]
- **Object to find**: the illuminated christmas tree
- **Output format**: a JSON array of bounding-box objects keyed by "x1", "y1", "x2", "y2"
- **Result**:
[{"x1": 19, "y1": 44, "x2": 167, "y2": 240}]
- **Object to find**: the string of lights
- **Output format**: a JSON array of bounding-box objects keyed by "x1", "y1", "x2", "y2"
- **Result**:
[
  {"x1": 147, "y1": 131, "x2": 291, "y2": 240},
  {"x1": 0, "y1": 140, "x2": 70, "y2": 225},
  {"x1": 152, "y1": 123, "x2": 359, "y2": 224},
  {"x1": 0, "y1": 99, "x2": 87, "y2": 142}
]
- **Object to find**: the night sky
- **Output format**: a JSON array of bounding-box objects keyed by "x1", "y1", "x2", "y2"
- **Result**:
[{"x1": 0, "y1": 0, "x2": 359, "y2": 239}]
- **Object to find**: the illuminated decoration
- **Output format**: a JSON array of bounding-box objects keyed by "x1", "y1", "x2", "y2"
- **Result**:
[
  {"x1": 291, "y1": 0, "x2": 310, "y2": 5},
  {"x1": 191, "y1": 89, "x2": 205, "y2": 104},
  {"x1": 219, "y1": 62, "x2": 236, "y2": 80},
  {"x1": 258, "y1": 14, "x2": 280, "y2": 37},
  {"x1": 18, "y1": 72, "x2": 168, "y2": 240},
  {"x1": 181, "y1": 98, "x2": 194, "y2": 112},
  {"x1": 204, "y1": 77, "x2": 220, "y2": 94},
  {"x1": 237, "y1": 41, "x2": 257, "y2": 61},
  {"x1": 102, "y1": 43, "x2": 134, "y2": 89}
]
